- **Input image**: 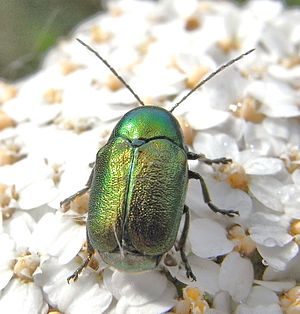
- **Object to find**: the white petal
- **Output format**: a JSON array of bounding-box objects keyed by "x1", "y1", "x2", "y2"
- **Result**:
[
  {"x1": 174, "y1": 255, "x2": 220, "y2": 294},
  {"x1": 261, "y1": 103, "x2": 300, "y2": 118},
  {"x1": 115, "y1": 282, "x2": 176, "y2": 314},
  {"x1": 245, "y1": 285, "x2": 278, "y2": 306},
  {"x1": 0, "y1": 279, "x2": 48, "y2": 314},
  {"x1": 246, "y1": 0, "x2": 283, "y2": 21},
  {"x1": 207, "y1": 310, "x2": 228, "y2": 314},
  {"x1": 263, "y1": 253, "x2": 300, "y2": 281},
  {"x1": 18, "y1": 179, "x2": 59, "y2": 210},
  {"x1": 292, "y1": 169, "x2": 300, "y2": 186},
  {"x1": 0, "y1": 156, "x2": 52, "y2": 189},
  {"x1": 103, "y1": 268, "x2": 121, "y2": 300},
  {"x1": 67, "y1": 280, "x2": 113, "y2": 314},
  {"x1": 262, "y1": 118, "x2": 290, "y2": 140},
  {"x1": 0, "y1": 213, "x2": 2, "y2": 233},
  {"x1": 269, "y1": 64, "x2": 300, "y2": 85},
  {"x1": 39, "y1": 259, "x2": 112, "y2": 314},
  {"x1": 190, "y1": 219, "x2": 234, "y2": 258},
  {"x1": 254, "y1": 279, "x2": 295, "y2": 293},
  {"x1": 30, "y1": 213, "x2": 85, "y2": 264},
  {"x1": 256, "y1": 242, "x2": 299, "y2": 271},
  {"x1": 4, "y1": 212, "x2": 36, "y2": 250},
  {"x1": 193, "y1": 133, "x2": 239, "y2": 160},
  {"x1": 186, "y1": 102, "x2": 230, "y2": 130},
  {"x1": 207, "y1": 181, "x2": 252, "y2": 221},
  {"x1": 111, "y1": 270, "x2": 168, "y2": 306},
  {"x1": 243, "y1": 123, "x2": 284, "y2": 156},
  {"x1": 244, "y1": 157, "x2": 283, "y2": 175},
  {"x1": 250, "y1": 225, "x2": 293, "y2": 247},
  {"x1": 0, "y1": 233, "x2": 15, "y2": 290},
  {"x1": 249, "y1": 176, "x2": 283, "y2": 212},
  {"x1": 187, "y1": 178, "x2": 252, "y2": 220},
  {"x1": 50, "y1": 162, "x2": 92, "y2": 209},
  {"x1": 167, "y1": 0, "x2": 198, "y2": 17},
  {"x1": 219, "y1": 252, "x2": 254, "y2": 302},
  {"x1": 278, "y1": 184, "x2": 300, "y2": 219},
  {"x1": 235, "y1": 303, "x2": 282, "y2": 314},
  {"x1": 175, "y1": 53, "x2": 216, "y2": 74},
  {"x1": 247, "y1": 80, "x2": 300, "y2": 118},
  {"x1": 220, "y1": 115, "x2": 247, "y2": 141},
  {"x1": 213, "y1": 291, "x2": 232, "y2": 314}
]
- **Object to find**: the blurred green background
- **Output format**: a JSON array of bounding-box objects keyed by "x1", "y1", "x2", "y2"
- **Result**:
[
  {"x1": 1, "y1": 0, "x2": 300, "y2": 81},
  {"x1": 0, "y1": 0, "x2": 102, "y2": 81}
]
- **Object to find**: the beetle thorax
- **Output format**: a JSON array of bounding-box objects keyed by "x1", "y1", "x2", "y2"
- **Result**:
[{"x1": 110, "y1": 106, "x2": 185, "y2": 148}]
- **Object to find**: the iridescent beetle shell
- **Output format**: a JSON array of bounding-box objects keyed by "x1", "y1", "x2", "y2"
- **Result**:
[{"x1": 87, "y1": 106, "x2": 188, "y2": 271}]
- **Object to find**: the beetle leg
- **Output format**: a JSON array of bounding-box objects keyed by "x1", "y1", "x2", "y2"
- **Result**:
[
  {"x1": 188, "y1": 170, "x2": 239, "y2": 217},
  {"x1": 60, "y1": 167, "x2": 94, "y2": 208},
  {"x1": 162, "y1": 267, "x2": 185, "y2": 296},
  {"x1": 67, "y1": 236, "x2": 95, "y2": 283},
  {"x1": 187, "y1": 152, "x2": 232, "y2": 165},
  {"x1": 176, "y1": 205, "x2": 196, "y2": 281}
]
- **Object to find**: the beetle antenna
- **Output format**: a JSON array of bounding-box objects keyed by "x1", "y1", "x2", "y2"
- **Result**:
[
  {"x1": 76, "y1": 38, "x2": 146, "y2": 107},
  {"x1": 170, "y1": 48, "x2": 255, "y2": 113}
]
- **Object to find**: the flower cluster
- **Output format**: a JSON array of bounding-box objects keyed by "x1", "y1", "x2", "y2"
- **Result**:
[{"x1": 0, "y1": 0, "x2": 299, "y2": 313}]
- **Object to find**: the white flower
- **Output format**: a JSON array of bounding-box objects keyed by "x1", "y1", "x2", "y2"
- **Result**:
[
  {"x1": 246, "y1": 79, "x2": 300, "y2": 118},
  {"x1": 30, "y1": 212, "x2": 86, "y2": 265},
  {"x1": 1, "y1": 0, "x2": 300, "y2": 312},
  {"x1": 0, "y1": 156, "x2": 59, "y2": 210},
  {"x1": 0, "y1": 279, "x2": 48, "y2": 314},
  {"x1": 35, "y1": 258, "x2": 112, "y2": 314},
  {"x1": 0, "y1": 215, "x2": 47, "y2": 313},
  {"x1": 104, "y1": 270, "x2": 176, "y2": 314}
]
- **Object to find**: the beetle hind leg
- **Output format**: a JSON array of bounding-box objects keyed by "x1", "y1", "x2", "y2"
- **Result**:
[
  {"x1": 188, "y1": 170, "x2": 238, "y2": 217},
  {"x1": 176, "y1": 205, "x2": 196, "y2": 281},
  {"x1": 67, "y1": 236, "x2": 95, "y2": 283}
]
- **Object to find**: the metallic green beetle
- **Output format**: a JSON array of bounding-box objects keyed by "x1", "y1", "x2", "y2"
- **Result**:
[{"x1": 61, "y1": 39, "x2": 254, "y2": 283}]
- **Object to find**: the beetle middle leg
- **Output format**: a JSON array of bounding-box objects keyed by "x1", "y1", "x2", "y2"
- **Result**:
[
  {"x1": 60, "y1": 167, "x2": 94, "y2": 208},
  {"x1": 187, "y1": 152, "x2": 232, "y2": 165},
  {"x1": 188, "y1": 170, "x2": 238, "y2": 217},
  {"x1": 67, "y1": 235, "x2": 95, "y2": 283},
  {"x1": 176, "y1": 205, "x2": 196, "y2": 281}
]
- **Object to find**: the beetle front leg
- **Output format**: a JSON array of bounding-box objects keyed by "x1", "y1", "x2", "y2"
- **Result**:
[
  {"x1": 60, "y1": 167, "x2": 94, "y2": 208},
  {"x1": 176, "y1": 205, "x2": 196, "y2": 281},
  {"x1": 188, "y1": 170, "x2": 239, "y2": 217},
  {"x1": 187, "y1": 152, "x2": 232, "y2": 165},
  {"x1": 67, "y1": 235, "x2": 95, "y2": 283}
]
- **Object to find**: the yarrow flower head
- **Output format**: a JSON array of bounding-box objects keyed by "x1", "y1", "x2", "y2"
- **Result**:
[{"x1": 0, "y1": 0, "x2": 300, "y2": 313}]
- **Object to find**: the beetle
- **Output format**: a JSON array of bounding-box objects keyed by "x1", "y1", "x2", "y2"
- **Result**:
[{"x1": 61, "y1": 39, "x2": 254, "y2": 283}]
